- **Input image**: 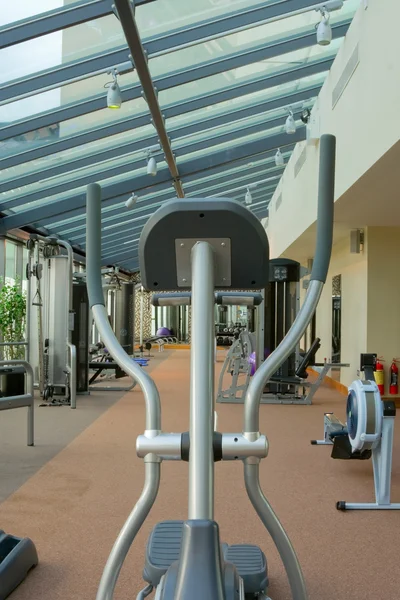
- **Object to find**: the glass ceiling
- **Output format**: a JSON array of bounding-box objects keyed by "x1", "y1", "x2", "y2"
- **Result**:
[{"x1": 0, "y1": 0, "x2": 360, "y2": 272}]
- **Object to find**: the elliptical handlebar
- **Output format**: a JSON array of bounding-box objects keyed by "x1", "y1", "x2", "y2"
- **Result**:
[
  {"x1": 86, "y1": 183, "x2": 163, "y2": 600},
  {"x1": 241, "y1": 134, "x2": 336, "y2": 600},
  {"x1": 244, "y1": 134, "x2": 336, "y2": 434}
]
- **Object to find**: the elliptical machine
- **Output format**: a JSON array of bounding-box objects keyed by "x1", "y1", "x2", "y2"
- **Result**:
[{"x1": 85, "y1": 134, "x2": 336, "y2": 600}]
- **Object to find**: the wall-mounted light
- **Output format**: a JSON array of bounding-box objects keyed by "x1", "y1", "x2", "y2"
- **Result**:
[
  {"x1": 300, "y1": 108, "x2": 311, "y2": 124},
  {"x1": 125, "y1": 193, "x2": 138, "y2": 209},
  {"x1": 350, "y1": 229, "x2": 364, "y2": 254}
]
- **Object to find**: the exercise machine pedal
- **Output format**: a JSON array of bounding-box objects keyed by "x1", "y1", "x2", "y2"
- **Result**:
[
  {"x1": 143, "y1": 521, "x2": 184, "y2": 587},
  {"x1": 143, "y1": 521, "x2": 268, "y2": 597},
  {"x1": 0, "y1": 530, "x2": 38, "y2": 600},
  {"x1": 223, "y1": 544, "x2": 268, "y2": 596}
]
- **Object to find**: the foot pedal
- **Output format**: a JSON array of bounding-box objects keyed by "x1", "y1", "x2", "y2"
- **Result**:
[
  {"x1": 143, "y1": 521, "x2": 184, "y2": 587},
  {"x1": 224, "y1": 544, "x2": 268, "y2": 595}
]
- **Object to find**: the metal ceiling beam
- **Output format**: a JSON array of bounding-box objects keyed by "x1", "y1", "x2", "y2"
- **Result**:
[
  {"x1": 75, "y1": 169, "x2": 281, "y2": 245},
  {"x1": 0, "y1": 97, "x2": 310, "y2": 209},
  {"x1": 0, "y1": 18, "x2": 346, "y2": 148},
  {"x1": 0, "y1": 128, "x2": 305, "y2": 233},
  {"x1": 0, "y1": 0, "x2": 322, "y2": 103},
  {"x1": 113, "y1": 0, "x2": 183, "y2": 197},
  {"x1": 0, "y1": 82, "x2": 322, "y2": 195},
  {"x1": 42, "y1": 150, "x2": 289, "y2": 232},
  {"x1": 24, "y1": 137, "x2": 297, "y2": 237}
]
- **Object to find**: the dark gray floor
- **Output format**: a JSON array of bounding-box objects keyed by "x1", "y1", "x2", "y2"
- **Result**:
[{"x1": 0, "y1": 351, "x2": 168, "y2": 502}]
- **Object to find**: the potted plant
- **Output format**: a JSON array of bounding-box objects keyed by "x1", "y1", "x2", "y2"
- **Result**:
[{"x1": 0, "y1": 278, "x2": 27, "y2": 397}]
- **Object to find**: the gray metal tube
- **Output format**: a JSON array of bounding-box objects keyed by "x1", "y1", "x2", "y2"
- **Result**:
[
  {"x1": 244, "y1": 463, "x2": 308, "y2": 600},
  {"x1": 188, "y1": 242, "x2": 215, "y2": 520},
  {"x1": 310, "y1": 134, "x2": 336, "y2": 283},
  {"x1": 0, "y1": 360, "x2": 34, "y2": 446},
  {"x1": 86, "y1": 183, "x2": 161, "y2": 430},
  {"x1": 58, "y1": 239, "x2": 74, "y2": 320},
  {"x1": 86, "y1": 183, "x2": 106, "y2": 308},
  {"x1": 67, "y1": 341, "x2": 77, "y2": 409},
  {"x1": 92, "y1": 305, "x2": 160, "y2": 430},
  {"x1": 244, "y1": 280, "x2": 323, "y2": 432},
  {"x1": 26, "y1": 247, "x2": 32, "y2": 362},
  {"x1": 96, "y1": 462, "x2": 160, "y2": 600}
]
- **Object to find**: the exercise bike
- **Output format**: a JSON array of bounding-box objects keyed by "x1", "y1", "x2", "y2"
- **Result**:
[{"x1": 86, "y1": 134, "x2": 336, "y2": 600}]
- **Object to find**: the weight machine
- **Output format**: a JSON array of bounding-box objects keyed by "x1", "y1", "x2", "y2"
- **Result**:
[{"x1": 26, "y1": 235, "x2": 77, "y2": 408}]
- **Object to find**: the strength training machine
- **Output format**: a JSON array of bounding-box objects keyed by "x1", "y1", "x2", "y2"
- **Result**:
[
  {"x1": 86, "y1": 133, "x2": 336, "y2": 600},
  {"x1": 311, "y1": 353, "x2": 400, "y2": 510}
]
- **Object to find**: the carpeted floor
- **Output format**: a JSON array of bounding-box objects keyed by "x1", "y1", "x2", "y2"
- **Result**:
[{"x1": 1, "y1": 350, "x2": 400, "y2": 599}]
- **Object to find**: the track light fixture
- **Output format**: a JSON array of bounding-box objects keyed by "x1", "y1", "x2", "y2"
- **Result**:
[
  {"x1": 300, "y1": 108, "x2": 311, "y2": 124},
  {"x1": 245, "y1": 187, "x2": 252, "y2": 205},
  {"x1": 316, "y1": 9, "x2": 332, "y2": 46},
  {"x1": 275, "y1": 148, "x2": 285, "y2": 167},
  {"x1": 125, "y1": 193, "x2": 138, "y2": 209},
  {"x1": 106, "y1": 69, "x2": 122, "y2": 109},
  {"x1": 285, "y1": 110, "x2": 296, "y2": 135},
  {"x1": 146, "y1": 153, "x2": 157, "y2": 176}
]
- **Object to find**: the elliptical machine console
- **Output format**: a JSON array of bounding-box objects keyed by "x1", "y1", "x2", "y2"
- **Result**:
[{"x1": 85, "y1": 134, "x2": 337, "y2": 600}]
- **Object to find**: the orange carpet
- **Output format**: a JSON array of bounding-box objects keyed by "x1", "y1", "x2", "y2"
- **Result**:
[{"x1": 1, "y1": 351, "x2": 400, "y2": 599}]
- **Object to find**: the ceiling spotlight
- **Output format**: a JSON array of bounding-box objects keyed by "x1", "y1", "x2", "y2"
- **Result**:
[
  {"x1": 106, "y1": 70, "x2": 122, "y2": 109},
  {"x1": 275, "y1": 148, "x2": 285, "y2": 167},
  {"x1": 146, "y1": 154, "x2": 157, "y2": 176},
  {"x1": 125, "y1": 193, "x2": 138, "y2": 209},
  {"x1": 300, "y1": 108, "x2": 311, "y2": 124},
  {"x1": 245, "y1": 187, "x2": 252, "y2": 205},
  {"x1": 316, "y1": 10, "x2": 332, "y2": 46},
  {"x1": 285, "y1": 111, "x2": 296, "y2": 134}
]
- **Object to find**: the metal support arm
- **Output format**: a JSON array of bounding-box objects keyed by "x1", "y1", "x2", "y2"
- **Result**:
[{"x1": 113, "y1": 0, "x2": 184, "y2": 197}]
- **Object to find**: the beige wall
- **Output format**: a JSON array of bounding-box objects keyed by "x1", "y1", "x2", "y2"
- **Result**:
[
  {"x1": 266, "y1": 0, "x2": 400, "y2": 258},
  {"x1": 366, "y1": 227, "x2": 400, "y2": 393},
  {"x1": 298, "y1": 235, "x2": 367, "y2": 388}
]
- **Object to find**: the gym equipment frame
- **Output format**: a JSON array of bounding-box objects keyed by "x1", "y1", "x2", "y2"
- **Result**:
[{"x1": 86, "y1": 134, "x2": 336, "y2": 600}]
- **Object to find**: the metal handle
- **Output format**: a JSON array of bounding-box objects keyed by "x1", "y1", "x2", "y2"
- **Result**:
[
  {"x1": 244, "y1": 463, "x2": 308, "y2": 600},
  {"x1": 0, "y1": 360, "x2": 34, "y2": 446},
  {"x1": 86, "y1": 183, "x2": 161, "y2": 431},
  {"x1": 244, "y1": 134, "x2": 336, "y2": 433},
  {"x1": 152, "y1": 292, "x2": 263, "y2": 307},
  {"x1": 96, "y1": 462, "x2": 160, "y2": 600}
]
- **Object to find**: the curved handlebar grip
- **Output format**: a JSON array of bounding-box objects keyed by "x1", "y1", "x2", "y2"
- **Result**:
[
  {"x1": 310, "y1": 134, "x2": 336, "y2": 283},
  {"x1": 86, "y1": 183, "x2": 105, "y2": 308}
]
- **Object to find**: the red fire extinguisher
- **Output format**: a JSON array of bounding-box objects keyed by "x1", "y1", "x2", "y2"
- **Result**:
[
  {"x1": 374, "y1": 357, "x2": 385, "y2": 395},
  {"x1": 389, "y1": 359, "x2": 399, "y2": 395}
]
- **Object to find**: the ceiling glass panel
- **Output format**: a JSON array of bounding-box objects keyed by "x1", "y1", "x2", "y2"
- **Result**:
[
  {"x1": 173, "y1": 104, "x2": 312, "y2": 154},
  {"x1": 0, "y1": 69, "x2": 139, "y2": 128},
  {"x1": 167, "y1": 71, "x2": 326, "y2": 130},
  {"x1": 0, "y1": 15, "x2": 125, "y2": 83},
  {"x1": 0, "y1": 124, "x2": 157, "y2": 204},
  {"x1": 158, "y1": 39, "x2": 341, "y2": 106},
  {"x1": 149, "y1": 8, "x2": 350, "y2": 79},
  {"x1": 0, "y1": 0, "x2": 83, "y2": 27},
  {"x1": 0, "y1": 94, "x2": 147, "y2": 164},
  {"x1": 136, "y1": 0, "x2": 266, "y2": 38}
]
